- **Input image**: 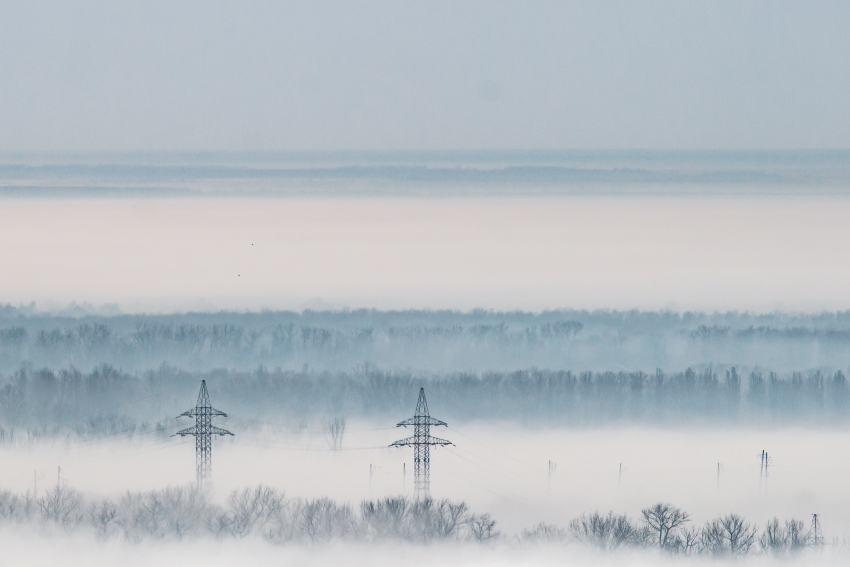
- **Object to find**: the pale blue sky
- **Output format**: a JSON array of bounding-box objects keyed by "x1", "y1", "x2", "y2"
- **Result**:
[{"x1": 0, "y1": 0, "x2": 848, "y2": 151}]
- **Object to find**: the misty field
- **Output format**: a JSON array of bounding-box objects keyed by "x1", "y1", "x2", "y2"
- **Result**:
[{"x1": 2, "y1": 423, "x2": 849, "y2": 551}]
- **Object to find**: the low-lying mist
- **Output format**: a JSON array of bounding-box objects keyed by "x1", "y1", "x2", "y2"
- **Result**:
[{"x1": 1, "y1": 307, "x2": 849, "y2": 563}]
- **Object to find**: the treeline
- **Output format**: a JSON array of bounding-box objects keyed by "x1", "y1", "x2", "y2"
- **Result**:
[
  {"x1": 523, "y1": 504, "x2": 822, "y2": 559},
  {"x1": 3, "y1": 307, "x2": 850, "y2": 373},
  {"x1": 0, "y1": 484, "x2": 831, "y2": 557},
  {"x1": 0, "y1": 364, "x2": 848, "y2": 440},
  {"x1": 0, "y1": 484, "x2": 492, "y2": 544}
]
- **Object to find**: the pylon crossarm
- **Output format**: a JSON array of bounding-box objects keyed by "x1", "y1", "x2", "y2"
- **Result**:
[
  {"x1": 209, "y1": 408, "x2": 228, "y2": 417},
  {"x1": 178, "y1": 409, "x2": 197, "y2": 418},
  {"x1": 175, "y1": 426, "x2": 196, "y2": 436},
  {"x1": 395, "y1": 416, "x2": 447, "y2": 427},
  {"x1": 390, "y1": 435, "x2": 452, "y2": 447},
  {"x1": 209, "y1": 425, "x2": 234, "y2": 436}
]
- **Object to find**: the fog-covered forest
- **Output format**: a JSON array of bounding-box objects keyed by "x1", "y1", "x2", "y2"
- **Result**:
[
  {"x1": 4, "y1": 306, "x2": 850, "y2": 374},
  {"x1": 1, "y1": 307, "x2": 849, "y2": 438}
]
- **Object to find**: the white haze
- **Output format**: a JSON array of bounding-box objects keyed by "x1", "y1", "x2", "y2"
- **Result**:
[
  {"x1": 3, "y1": 536, "x2": 848, "y2": 567},
  {"x1": 4, "y1": 425, "x2": 849, "y2": 537},
  {"x1": 2, "y1": 194, "x2": 850, "y2": 312}
]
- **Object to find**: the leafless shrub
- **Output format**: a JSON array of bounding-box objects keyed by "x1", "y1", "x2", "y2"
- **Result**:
[
  {"x1": 224, "y1": 485, "x2": 285, "y2": 538},
  {"x1": 88, "y1": 500, "x2": 118, "y2": 539},
  {"x1": 468, "y1": 513, "x2": 500, "y2": 542},
  {"x1": 518, "y1": 522, "x2": 568, "y2": 544},
  {"x1": 641, "y1": 502, "x2": 689, "y2": 549},
  {"x1": 408, "y1": 498, "x2": 470, "y2": 542},
  {"x1": 38, "y1": 484, "x2": 84, "y2": 529},
  {"x1": 0, "y1": 489, "x2": 37, "y2": 523},
  {"x1": 359, "y1": 496, "x2": 472, "y2": 543},
  {"x1": 298, "y1": 497, "x2": 355, "y2": 543},
  {"x1": 665, "y1": 527, "x2": 702, "y2": 555},
  {"x1": 114, "y1": 486, "x2": 209, "y2": 541},
  {"x1": 262, "y1": 497, "x2": 303, "y2": 544},
  {"x1": 360, "y1": 496, "x2": 412, "y2": 540},
  {"x1": 569, "y1": 511, "x2": 650, "y2": 551},
  {"x1": 323, "y1": 418, "x2": 346, "y2": 451},
  {"x1": 759, "y1": 517, "x2": 809, "y2": 556},
  {"x1": 700, "y1": 514, "x2": 757, "y2": 557}
]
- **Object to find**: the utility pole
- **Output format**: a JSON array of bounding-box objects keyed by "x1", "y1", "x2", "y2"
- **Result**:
[
  {"x1": 548, "y1": 460, "x2": 556, "y2": 487},
  {"x1": 764, "y1": 451, "x2": 770, "y2": 484},
  {"x1": 176, "y1": 380, "x2": 234, "y2": 487},
  {"x1": 390, "y1": 388, "x2": 452, "y2": 500},
  {"x1": 811, "y1": 514, "x2": 823, "y2": 547},
  {"x1": 619, "y1": 463, "x2": 623, "y2": 487},
  {"x1": 717, "y1": 462, "x2": 723, "y2": 489}
]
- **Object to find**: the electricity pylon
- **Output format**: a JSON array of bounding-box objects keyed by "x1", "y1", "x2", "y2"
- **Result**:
[
  {"x1": 176, "y1": 380, "x2": 233, "y2": 487},
  {"x1": 811, "y1": 514, "x2": 823, "y2": 547},
  {"x1": 390, "y1": 388, "x2": 452, "y2": 500}
]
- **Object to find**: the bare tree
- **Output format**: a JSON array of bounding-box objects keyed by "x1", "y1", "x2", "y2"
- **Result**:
[
  {"x1": 760, "y1": 517, "x2": 788, "y2": 555},
  {"x1": 518, "y1": 522, "x2": 568, "y2": 544},
  {"x1": 701, "y1": 514, "x2": 757, "y2": 557},
  {"x1": 263, "y1": 497, "x2": 302, "y2": 544},
  {"x1": 641, "y1": 502, "x2": 690, "y2": 549},
  {"x1": 667, "y1": 528, "x2": 702, "y2": 555},
  {"x1": 360, "y1": 496, "x2": 411, "y2": 540},
  {"x1": 468, "y1": 513, "x2": 500, "y2": 542},
  {"x1": 225, "y1": 485, "x2": 285, "y2": 538},
  {"x1": 0, "y1": 489, "x2": 36, "y2": 523},
  {"x1": 569, "y1": 511, "x2": 649, "y2": 551},
  {"x1": 787, "y1": 519, "x2": 808, "y2": 552},
  {"x1": 323, "y1": 418, "x2": 346, "y2": 451},
  {"x1": 434, "y1": 500, "x2": 470, "y2": 540},
  {"x1": 759, "y1": 517, "x2": 809, "y2": 556},
  {"x1": 88, "y1": 500, "x2": 117, "y2": 539},
  {"x1": 298, "y1": 497, "x2": 354, "y2": 543},
  {"x1": 38, "y1": 483, "x2": 83, "y2": 529}
]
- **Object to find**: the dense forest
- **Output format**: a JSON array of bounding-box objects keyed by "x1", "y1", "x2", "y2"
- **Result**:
[
  {"x1": 1, "y1": 306, "x2": 849, "y2": 438},
  {"x1": 0, "y1": 362, "x2": 847, "y2": 441}
]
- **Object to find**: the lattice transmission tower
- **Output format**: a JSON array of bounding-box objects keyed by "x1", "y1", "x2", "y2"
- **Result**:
[
  {"x1": 811, "y1": 514, "x2": 823, "y2": 547},
  {"x1": 390, "y1": 388, "x2": 452, "y2": 500},
  {"x1": 176, "y1": 380, "x2": 234, "y2": 487}
]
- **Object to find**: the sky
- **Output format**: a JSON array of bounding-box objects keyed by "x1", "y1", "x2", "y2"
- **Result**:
[{"x1": 1, "y1": 0, "x2": 848, "y2": 151}]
